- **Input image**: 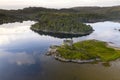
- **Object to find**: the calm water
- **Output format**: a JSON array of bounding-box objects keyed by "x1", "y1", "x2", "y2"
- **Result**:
[{"x1": 0, "y1": 21, "x2": 120, "y2": 80}]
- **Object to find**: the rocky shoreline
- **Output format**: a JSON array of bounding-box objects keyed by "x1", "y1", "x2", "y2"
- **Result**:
[
  {"x1": 54, "y1": 55, "x2": 100, "y2": 63},
  {"x1": 46, "y1": 41, "x2": 120, "y2": 64},
  {"x1": 46, "y1": 45, "x2": 101, "y2": 63},
  {"x1": 31, "y1": 27, "x2": 94, "y2": 38}
]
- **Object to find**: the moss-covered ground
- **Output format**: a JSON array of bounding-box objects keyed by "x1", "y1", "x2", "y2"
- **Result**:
[{"x1": 57, "y1": 40, "x2": 120, "y2": 61}]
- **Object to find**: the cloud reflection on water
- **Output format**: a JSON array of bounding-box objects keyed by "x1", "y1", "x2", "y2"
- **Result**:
[
  {"x1": 0, "y1": 50, "x2": 36, "y2": 66},
  {"x1": 74, "y1": 21, "x2": 120, "y2": 47},
  {"x1": 0, "y1": 21, "x2": 35, "y2": 45}
]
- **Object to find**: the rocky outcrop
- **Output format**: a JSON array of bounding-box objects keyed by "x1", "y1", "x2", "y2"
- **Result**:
[
  {"x1": 46, "y1": 45, "x2": 59, "y2": 56},
  {"x1": 55, "y1": 55, "x2": 100, "y2": 63},
  {"x1": 46, "y1": 45, "x2": 101, "y2": 63}
]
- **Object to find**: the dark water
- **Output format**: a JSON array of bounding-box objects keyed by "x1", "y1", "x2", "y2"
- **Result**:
[{"x1": 0, "y1": 21, "x2": 120, "y2": 80}]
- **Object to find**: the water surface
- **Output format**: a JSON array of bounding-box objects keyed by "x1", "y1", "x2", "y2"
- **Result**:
[{"x1": 0, "y1": 21, "x2": 120, "y2": 80}]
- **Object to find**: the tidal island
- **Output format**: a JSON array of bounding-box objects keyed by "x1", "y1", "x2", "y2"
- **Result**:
[
  {"x1": 31, "y1": 13, "x2": 94, "y2": 36},
  {"x1": 47, "y1": 40, "x2": 120, "y2": 63}
]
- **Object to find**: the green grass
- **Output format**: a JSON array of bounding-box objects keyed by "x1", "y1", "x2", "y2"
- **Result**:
[{"x1": 57, "y1": 40, "x2": 120, "y2": 61}]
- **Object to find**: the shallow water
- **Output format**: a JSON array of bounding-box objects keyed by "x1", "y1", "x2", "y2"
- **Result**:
[{"x1": 0, "y1": 21, "x2": 120, "y2": 80}]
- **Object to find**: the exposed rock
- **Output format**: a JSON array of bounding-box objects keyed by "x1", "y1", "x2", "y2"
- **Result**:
[
  {"x1": 55, "y1": 55, "x2": 100, "y2": 63},
  {"x1": 47, "y1": 45, "x2": 101, "y2": 63},
  {"x1": 46, "y1": 45, "x2": 59, "y2": 55}
]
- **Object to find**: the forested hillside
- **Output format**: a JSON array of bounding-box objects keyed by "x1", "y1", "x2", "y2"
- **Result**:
[{"x1": 1, "y1": 6, "x2": 120, "y2": 24}]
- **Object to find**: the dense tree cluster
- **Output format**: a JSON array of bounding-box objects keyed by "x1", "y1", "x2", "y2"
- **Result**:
[
  {"x1": 31, "y1": 13, "x2": 94, "y2": 34},
  {"x1": 0, "y1": 11, "x2": 28, "y2": 24}
]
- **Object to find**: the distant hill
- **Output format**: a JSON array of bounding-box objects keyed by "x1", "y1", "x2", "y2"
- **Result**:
[
  {"x1": 71, "y1": 6, "x2": 120, "y2": 19},
  {"x1": 1, "y1": 6, "x2": 120, "y2": 24},
  {"x1": 71, "y1": 6, "x2": 120, "y2": 13}
]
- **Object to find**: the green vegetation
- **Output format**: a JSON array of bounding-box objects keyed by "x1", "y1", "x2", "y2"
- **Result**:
[
  {"x1": 0, "y1": 10, "x2": 28, "y2": 24},
  {"x1": 57, "y1": 40, "x2": 120, "y2": 61},
  {"x1": 1, "y1": 7, "x2": 120, "y2": 62},
  {"x1": 71, "y1": 6, "x2": 120, "y2": 20},
  {"x1": 1, "y1": 6, "x2": 120, "y2": 24},
  {"x1": 31, "y1": 13, "x2": 94, "y2": 34}
]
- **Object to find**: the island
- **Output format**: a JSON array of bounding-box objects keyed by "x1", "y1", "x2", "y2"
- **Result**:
[
  {"x1": 47, "y1": 40, "x2": 120, "y2": 63},
  {"x1": 31, "y1": 13, "x2": 94, "y2": 36}
]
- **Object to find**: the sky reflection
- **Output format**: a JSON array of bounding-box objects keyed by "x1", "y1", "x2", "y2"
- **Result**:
[
  {"x1": 0, "y1": 21, "x2": 35, "y2": 45},
  {"x1": 74, "y1": 21, "x2": 120, "y2": 47},
  {"x1": 0, "y1": 50, "x2": 36, "y2": 66},
  {"x1": 0, "y1": 21, "x2": 120, "y2": 80}
]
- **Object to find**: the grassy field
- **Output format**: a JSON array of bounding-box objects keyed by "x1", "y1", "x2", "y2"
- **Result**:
[{"x1": 57, "y1": 40, "x2": 120, "y2": 61}]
